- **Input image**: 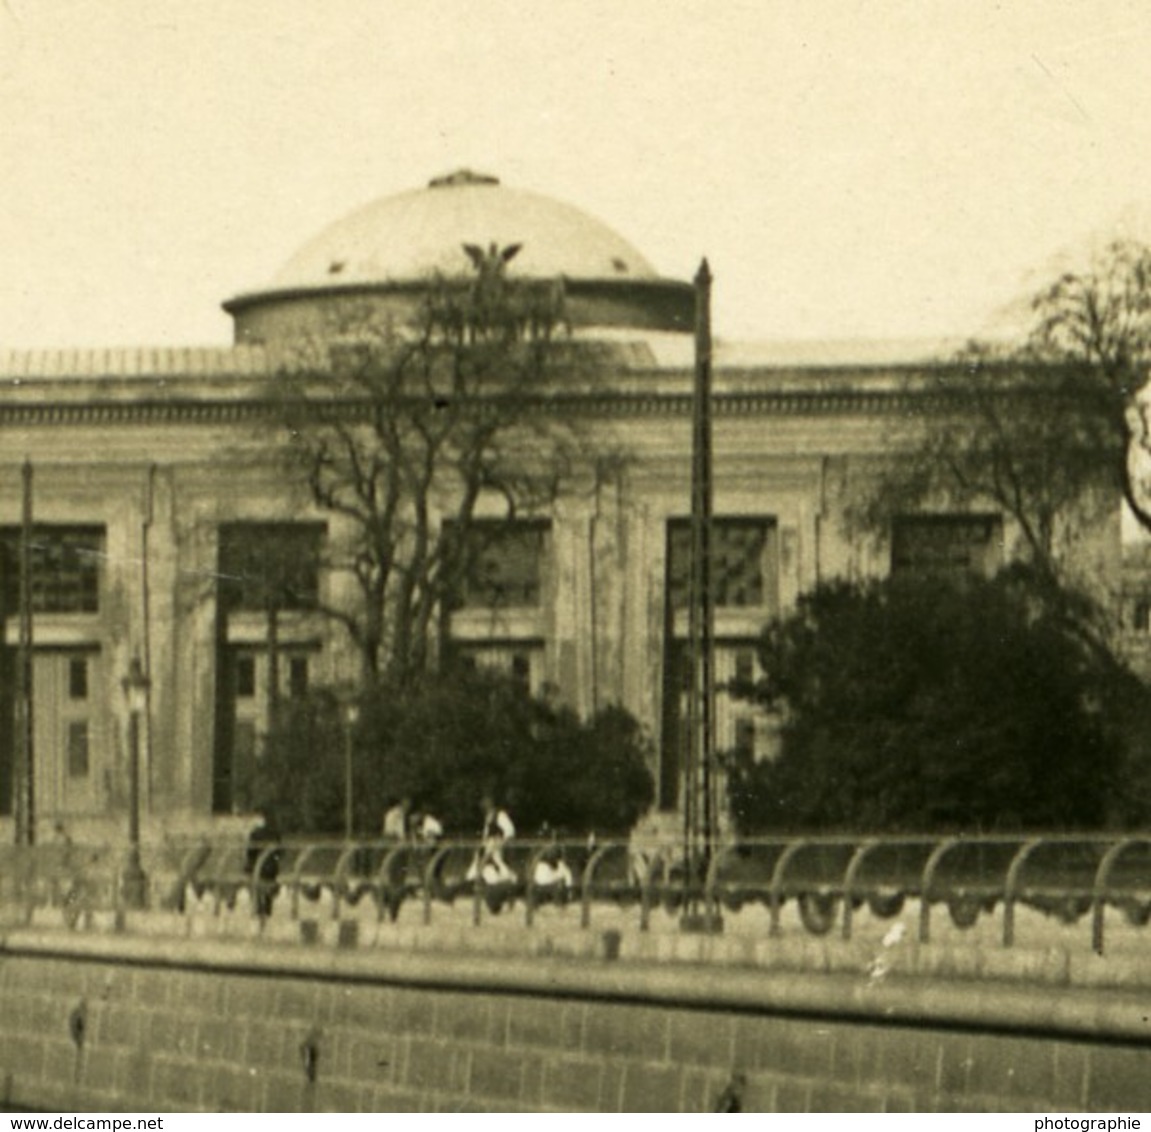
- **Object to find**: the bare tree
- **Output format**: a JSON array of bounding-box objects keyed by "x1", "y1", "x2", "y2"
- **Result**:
[
  {"x1": 1026, "y1": 240, "x2": 1151, "y2": 535},
  {"x1": 278, "y1": 262, "x2": 605, "y2": 686},
  {"x1": 858, "y1": 240, "x2": 1151, "y2": 590}
]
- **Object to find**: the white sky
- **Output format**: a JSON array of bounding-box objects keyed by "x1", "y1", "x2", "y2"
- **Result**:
[{"x1": 3, "y1": 0, "x2": 1151, "y2": 349}]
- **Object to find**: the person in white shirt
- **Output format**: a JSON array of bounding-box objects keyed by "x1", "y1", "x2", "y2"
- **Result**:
[
  {"x1": 468, "y1": 793, "x2": 516, "y2": 884},
  {"x1": 413, "y1": 808, "x2": 443, "y2": 844}
]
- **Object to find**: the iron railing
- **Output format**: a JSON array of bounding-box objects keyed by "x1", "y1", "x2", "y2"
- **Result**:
[{"x1": 3, "y1": 833, "x2": 1151, "y2": 955}]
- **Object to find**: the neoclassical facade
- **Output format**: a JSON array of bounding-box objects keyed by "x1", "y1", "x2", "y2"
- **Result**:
[{"x1": 0, "y1": 171, "x2": 1125, "y2": 841}]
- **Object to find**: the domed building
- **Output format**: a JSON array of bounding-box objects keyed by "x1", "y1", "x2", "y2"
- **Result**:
[
  {"x1": 0, "y1": 171, "x2": 1124, "y2": 843},
  {"x1": 225, "y1": 169, "x2": 695, "y2": 346}
]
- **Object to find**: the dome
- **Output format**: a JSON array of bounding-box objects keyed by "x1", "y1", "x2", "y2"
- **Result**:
[
  {"x1": 271, "y1": 169, "x2": 659, "y2": 289},
  {"x1": 224, "y1": 171, "x2": 694, "y2": 344}
]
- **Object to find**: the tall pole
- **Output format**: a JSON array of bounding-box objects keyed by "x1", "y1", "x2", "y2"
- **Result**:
[
  {"x1": 121, "y1": 656, "x2": 149, "y2": 908},
  {"x1": 344, "y1": 719, "x2": 353, "y2": 840},
  {"x1": 343, "y1": 702, "x2": 359, "y2": 841},
  {"x1": 683, "y1": 259, "x2": 717, "y2": 927},
  {"x1": 14, "y1": 460, "x2": 33, "y2": 847}
]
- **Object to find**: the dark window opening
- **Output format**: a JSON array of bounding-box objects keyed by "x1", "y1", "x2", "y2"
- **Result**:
[
  {"x1": 511, "y1": 651, "x2": 531, "y2": 691},
  {"x1": 218, "y1": 522, "x2": 325, "y2": 613},
  {"x1": 235, "y1": 656, "x2": 256, "y2": 698},
  {"x1": 231, "y1": 721, "x2": 257, "y2": 811},
  {"x1": 67, "y1": 721, "x2": 89, "y2": 778},
  {"x1": 68, "y1": 657, "x2": 88, "y2": 700},
  {"x1": 450, "y1": 520, "x2": 549, "y2": 609},
  {"x1": 0, "y1": 526, "x2": 104, "y2": 615},
  {"x1": 289, "y1": 656, "x2": 309, "y2": 699},
  {"x1": 891, "y1": 514, "x2": 1002, "y2": 579},
  {"x1": 667, "y1": 518, "x2": 775, "y2": 609},
  {"x1": 734, "y1": 649, "x2": 755, "y2": 685}
]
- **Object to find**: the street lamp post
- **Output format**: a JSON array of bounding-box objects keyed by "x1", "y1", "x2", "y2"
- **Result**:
[
  {"x1": 343, "y1": 701, "x2": 360, "y2": 841},
  {"x1": 121, "y1": 655, "x2": 150, "y2": 908}
]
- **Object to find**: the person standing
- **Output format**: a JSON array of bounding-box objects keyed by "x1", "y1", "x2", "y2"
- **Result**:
[{"x1": 382, "y1": 796, "x2": 411, "y2": 841}]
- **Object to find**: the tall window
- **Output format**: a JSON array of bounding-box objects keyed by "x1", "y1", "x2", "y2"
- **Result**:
[
  {"x1": 0, "y1": 526, "x2": 104, "y2": 614},
  {"x1": 217, "y1": 523, "x2": 325, "y2": 612},
  {"x1": 453, "y1": 520, "x2": 549, "y2": 609},
  {"x1": 891, "y1": 514, "x2": 1002, "y2": 580},
  {"x1": 666, "y1": 518, "x2": 776, "y2": 609}
]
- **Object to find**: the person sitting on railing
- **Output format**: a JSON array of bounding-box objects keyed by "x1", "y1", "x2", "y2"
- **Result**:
[
  {"x1": 467, "y1": 793, "x2": 516, "y2": 885},
  {"x1": 532, "y1": 824, "x2": 574, "y2": 894},
  {"x1": 412, "y1": 807, "x2": 444, "y2": 845},
  {"x1": 397, "y1": 804, "x2": 444, "y2": 894}
]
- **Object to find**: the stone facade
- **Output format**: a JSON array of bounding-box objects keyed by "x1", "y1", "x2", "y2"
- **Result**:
[{"x1": 0, "y1": 171, "x2": 1125, "y2": 841}]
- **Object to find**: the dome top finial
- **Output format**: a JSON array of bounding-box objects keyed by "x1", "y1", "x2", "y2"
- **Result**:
[{"x1": 428, "y1": 168, "x2": 500, "y2": 189}]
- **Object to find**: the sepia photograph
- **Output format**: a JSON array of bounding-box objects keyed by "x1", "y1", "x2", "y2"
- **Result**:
[{"x1": 2, "y1": 0, "x2": 1151, "y2": 1117}]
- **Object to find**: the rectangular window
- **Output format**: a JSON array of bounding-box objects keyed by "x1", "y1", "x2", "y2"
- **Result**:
[
  {"x1": 510, "y1": 651, "x2": 531, "y2": 692},
  {"x1": 891, "y1": 514, "x2": 1002, "y2": 579},
  {"x1": 289, "y1": 656, "x2": 309, "y2": 699},
  {"x1": 667, "y1": 518, "x2": 776, "y2": 609},
  {"x1": 0, "y1": 526, "x2": 104, "y2": 614},
  {"x1": 68, "y1": 657, "x2": 88, "y2": 700},
  {"x1": 217, "y1": 523, "x2": 325, "y2": 613},
  {"x1": 453, "y1": 644, "x2": 540, "y2": 691},
  {"x1": 67, "y1": 721, "x2": 89, "y2": 778},
  {"x1": 235, "y1": 655, "x2": 256, "y2": 698},
  {"x1": 734, "y1": 717, "x2": 756, "y2": 759},
  {"x1": 734, "y1": 648, "x2": 755, "y2": 685},
  {"x1": 453, "y1": 520, "x2": 549, "y2": 609}
]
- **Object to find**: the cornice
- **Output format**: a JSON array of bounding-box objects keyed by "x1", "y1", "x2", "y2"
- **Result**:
[{"x1": 0, "y1": 387, "x2": 948, "y2": 428}]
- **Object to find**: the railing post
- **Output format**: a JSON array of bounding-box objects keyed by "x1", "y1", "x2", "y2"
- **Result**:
[
  {"x1": 919, "y1": 837, "x2": 960, "y2": 945},
  {"x1": 841, "y1": 839, "x2": 878, "y2": 941},
  {"x1": 250, "y1": 846, "x2": 279, "y2": 919},
  {"x1": 1091, "y1": 837, "x2": 1140, "y2": 957},
  {"x1": 768, "y1": 840, "x2": 808, "y2": 938},
  {"x1": 1003, "y1": 838, "x2": 1044, "y2": 948},
  {"x1": 422, "y1": 845, "x2": 453, "y2": 926},
  {"x1": 332, "y1": 843, "x2": 361, "y2": 921},
  {"x1": 639, "y1": 851, "x2": 663, "y2": 933},
  {"x1": 288, "y1": 844, "x2": 321, "y2": 921},
  {"x1": 580, "y1": 843, "x2": 614, "y2": 930},
  {"x1": 701, "y1": 841, "x2": 731, "y2": 927}
]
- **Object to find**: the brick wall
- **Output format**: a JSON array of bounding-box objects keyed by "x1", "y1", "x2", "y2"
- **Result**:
[{"x1": 0, "y1": 931, "x2": 1149, "y2": 1112}]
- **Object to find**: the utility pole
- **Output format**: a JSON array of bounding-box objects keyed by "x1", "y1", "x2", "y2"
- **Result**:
[
  {"x1": 14, "y1": 459, "x2": 33, "y2": 846},
  {"x1": 681, "y1": 259, "x2": 720, "y2": 932}
]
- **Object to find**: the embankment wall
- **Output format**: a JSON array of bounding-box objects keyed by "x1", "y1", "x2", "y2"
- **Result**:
[{"x1": 1, "y1": 928, "x2": 1150, "y2": 1112}]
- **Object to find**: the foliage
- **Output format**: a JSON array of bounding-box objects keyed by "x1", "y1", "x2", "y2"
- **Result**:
[
  {"x1": 278, "y1": 263, "x2": 605, "y2": 684},
  {"x1": 254, "y1": 669, "x2": 654, "y2": 838},
  {"x1": 727, "y1": 573, "x2": 1144, "y2": 835}
]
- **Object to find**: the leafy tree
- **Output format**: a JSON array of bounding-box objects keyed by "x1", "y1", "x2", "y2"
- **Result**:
[
  {"x1": 727, "y1": 573, "x2": 1139, "y2": 834},
  {"x1": 254, "y1": 669, "x2": 654, "y2": 838},
  {"x1": 278, "y1": 258, "x2": 605, "y2": 685}
]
